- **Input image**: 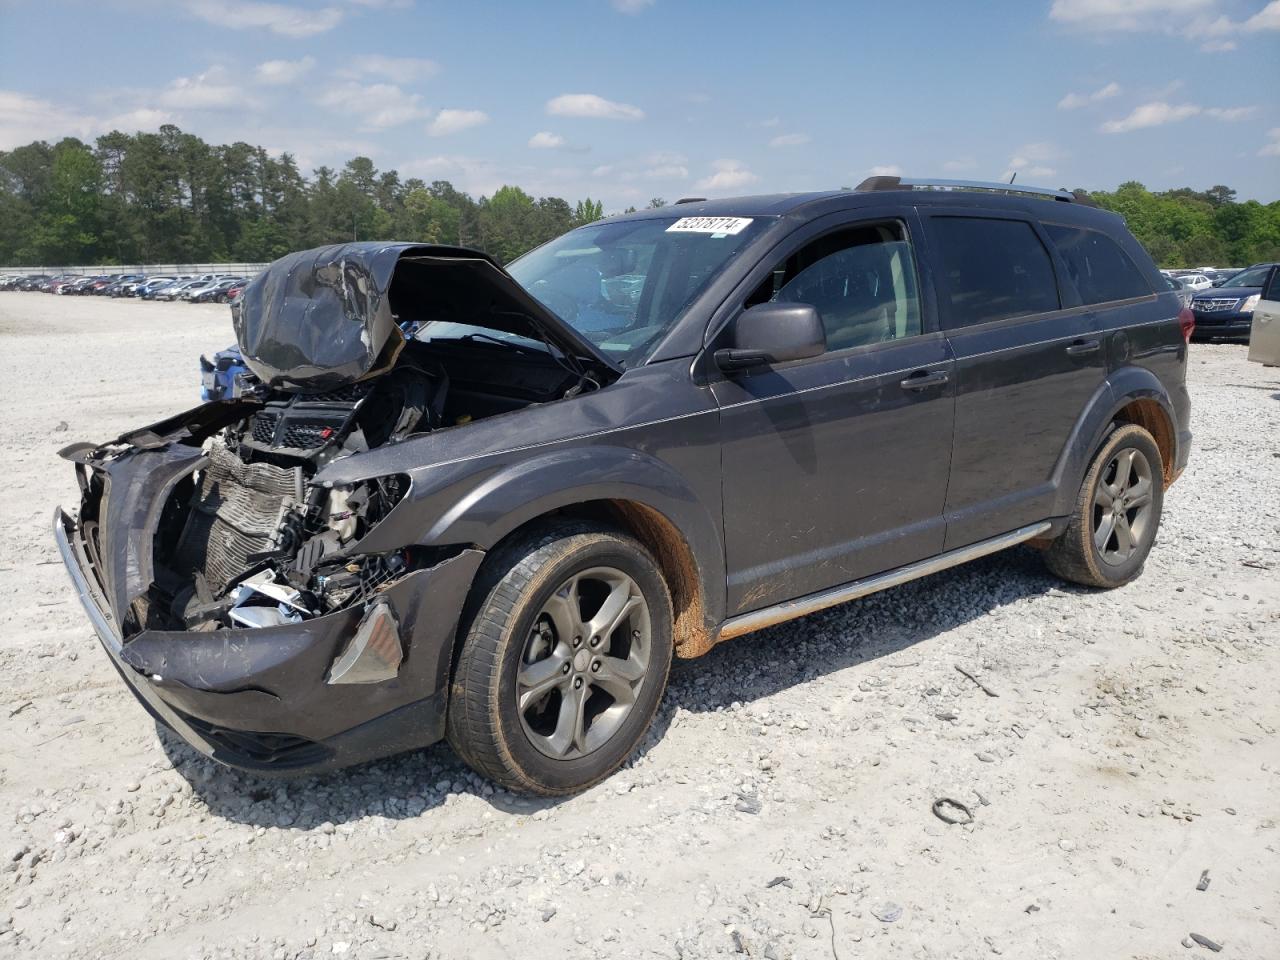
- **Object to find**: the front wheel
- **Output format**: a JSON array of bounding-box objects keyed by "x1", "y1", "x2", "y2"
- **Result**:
[
  {"x1": 447, "y1": 522, "x2": 673, "y2": 795},
  {"x1": 1043, "y1": 423, "x2": 1164, "y2": 588}
]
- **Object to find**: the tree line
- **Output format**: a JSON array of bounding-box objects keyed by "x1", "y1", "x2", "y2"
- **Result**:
[{"x1": 1, "y1": 125, "x2": 1277, "y2": 269}]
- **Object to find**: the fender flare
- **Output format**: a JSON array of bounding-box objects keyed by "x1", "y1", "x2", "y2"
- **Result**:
[
  {"x1": 1049, "y1": 365, "x2": 1178, "y2": 518},
  {"x1": 415, "y1": 445, "x2": 727, "y2": 639}
]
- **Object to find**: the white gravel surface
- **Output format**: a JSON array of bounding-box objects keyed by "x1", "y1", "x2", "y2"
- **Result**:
[{"x1": 1, "y1": 292, "x2": 1278, "y2": 960}]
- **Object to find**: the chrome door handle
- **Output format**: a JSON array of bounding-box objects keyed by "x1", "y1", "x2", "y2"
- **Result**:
[
  {"x1": 1065, "y1": 339, "x2": 1101, "y2": 357},
  {"x1": 900, "y1": 370, "x2": 949, "y2": 391}
]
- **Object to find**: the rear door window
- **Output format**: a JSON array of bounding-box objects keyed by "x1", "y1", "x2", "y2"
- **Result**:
[
  {"x1": 1044, "y1": 224, "x2": 1151, "y2": 304},
  {"x1": 929, "y1": 217, "x2": 1060, "y2": 327}
]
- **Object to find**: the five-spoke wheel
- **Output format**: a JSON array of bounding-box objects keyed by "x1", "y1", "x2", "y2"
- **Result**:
[{"x1": 447, "y1": 523, "x2": 673, "y2": 795}]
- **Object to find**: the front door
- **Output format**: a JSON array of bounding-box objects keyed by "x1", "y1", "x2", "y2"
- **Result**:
[
  {"x1": 1247, "y1": 266, "x2": 1280, "y2": 366},
  {"x1": 713, "y1": 214, "x2": 955, "y2": 616}
]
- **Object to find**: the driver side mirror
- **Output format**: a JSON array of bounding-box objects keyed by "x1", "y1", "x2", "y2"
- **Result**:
[{"x1": 715, "y1": 302, "x2": 826, "y2": 372}]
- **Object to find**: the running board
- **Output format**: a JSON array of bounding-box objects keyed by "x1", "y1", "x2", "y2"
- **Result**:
[{"x1": 717, "y1": 521, "x2": 1053, "y2": 641}]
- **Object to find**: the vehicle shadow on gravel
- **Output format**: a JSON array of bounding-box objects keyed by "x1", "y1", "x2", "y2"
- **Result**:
[{"x1": 161, "y1": 545, "x2": 1065, "y2": 828}]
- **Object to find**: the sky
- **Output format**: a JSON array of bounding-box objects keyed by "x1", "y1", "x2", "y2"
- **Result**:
[{"x1": 0, "y1": 0, "x2": 1278, "y2": 208}]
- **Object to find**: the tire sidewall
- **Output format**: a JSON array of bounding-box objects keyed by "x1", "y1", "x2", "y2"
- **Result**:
[
  {"x1": 490, "y1": 534, "x2": 673, "y2": 793},
  {"x1": 1085, "y1": 426, "x2": 1165, "y2": 584}
]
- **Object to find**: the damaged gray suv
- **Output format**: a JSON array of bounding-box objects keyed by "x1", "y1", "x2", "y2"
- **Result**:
[{"x1": 55, "y1": 177, "x2": 1192, "y2": 795}]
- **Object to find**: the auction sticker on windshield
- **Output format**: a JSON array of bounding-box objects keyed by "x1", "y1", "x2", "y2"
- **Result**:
[{"x1": 666, "y1": 217, "x2": 754, "y2": 236}]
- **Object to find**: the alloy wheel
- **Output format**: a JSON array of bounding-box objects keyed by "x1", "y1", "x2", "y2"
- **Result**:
[
  {"x1": 516, "y1": 566, "x2": 651, "y2": 760},
  {"x1": 1092, "y1": 447, "x2": 1155, "y2": 566}
]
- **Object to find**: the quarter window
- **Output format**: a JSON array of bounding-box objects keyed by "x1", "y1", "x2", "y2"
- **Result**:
[
  {"x1": 930, "y1": 217, "x2": 1060, "y2": 327},
  {"x1": 745, "y1": 222, "x2": 922, "y2": 351},
  {"x1": 1044, "y1": 224, "x2": 1151, "y2": 304}
]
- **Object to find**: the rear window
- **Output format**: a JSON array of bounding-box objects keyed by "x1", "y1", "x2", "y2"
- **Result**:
[
  {"x1": 930, "y1": 217, "x2": 1060, "y2": 327},
  {"x1": 1044, "y1": 224, "x2": 1150, "y2": 304}
]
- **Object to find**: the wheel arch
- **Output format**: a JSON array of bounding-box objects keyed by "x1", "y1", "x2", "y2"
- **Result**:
[
  {"x1": 1050, "y1": 367, "x2": 1180, "y2": 518},
  {"x1": 419, "y1": 446, "x2": 725, "y2": 659}
]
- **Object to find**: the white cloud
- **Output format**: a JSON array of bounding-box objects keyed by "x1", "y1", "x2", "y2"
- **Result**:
[
  {"x1": 1057, "y1": 81, "x2": 1121, "y2": 109},
  {"x1": 642, "y1": 163, "x2": 688, "y2": 179},
  {"x1": 695, "y1": 159, "x2": 759, "y2": 192},
  {"x1": 612, "y1": 0, "x2": 654, "y2": 11},
  {"x1": 186, "y1": 0, "x2": 343, "y2": 37},
  {"x1": 427, "y1": 108, "x2": 489, "y2": 136},
  {"x1": 347, "y1": 0, "x2": 414, "y2": 8},
  {"x1": 1259, "y1": 128, "x2": 1280, "y2": 157},
  {"x1": 867, "y1": 164, "x2": 903, "y2": 177},
  {"x1": 1244, "y1": 0, "x2": 1280, "y2": 29},
  {"x1": 1200, "y1": 37, "x2": 1237, "y2": 50},
  {"x1": 943, "y1": 157, "x2": 978, "y2": 172},
  {"x1": 528, "y1": 131, "x2": 566, "y2": 149},
  {"x1": 1100, "y1": 100, "x2": 1254, "y2": 133},
  {"x1": 318, "y1": 82, "x2": 428, "y2": 128},
  {"x1": 0, "y1": 90, "x2": 94, "y2": 148},
  {"x1": 342, "y1": 54, "x2": 440, "y2": 83},
  {"x1": 1003, "y1": 142, "x2": 1062, "y2": 180},
  {"x1": 103, "y1": 108, "x2": 175, "y2": 132},
  {"x1": 254, "y1": 56, "x2": 315, "y2": 85},
  {"x1": 769, "y1": 132, "x2": 811, "y2": 147},
  {"x1": 1049, "y1": 0, "x2": 1212, "y2": 31},
  {"x1": 546, "y1": 93, "x2": 644, "y2": 120},
  {"x1": 1205, "y1": 105, "x2": 1257, "y2": 121},
  {"x1": 160, "y1": 68, "x2": 246, "y2": 110}
]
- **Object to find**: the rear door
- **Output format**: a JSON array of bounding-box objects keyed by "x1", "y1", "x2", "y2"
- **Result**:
[
  {"x1": 923, "y1": 209, "x2": 1107, "y2": 550},
  {"x1": 712, "y1": 210, "x2": 955, "y2": 615},
  {"x1": 1248, "y1": 266, "x2": 1280, "y2": 365}
]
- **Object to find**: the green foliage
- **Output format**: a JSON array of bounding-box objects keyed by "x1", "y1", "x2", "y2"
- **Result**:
[
  {"x1": 4, "y1": 125, "x2": 1277, "y2": 270},
  {"x1": 0, "y1": 126, "x2": 613, "y2": 266},
  {"x1": 1085, "y1": 181, "x2": 1280, "y2": 267}
]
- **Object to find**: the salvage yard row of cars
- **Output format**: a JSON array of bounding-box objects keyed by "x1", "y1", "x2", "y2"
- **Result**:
[{"x1": 0, "y1": 272, "x2": 251, "y2": 303}]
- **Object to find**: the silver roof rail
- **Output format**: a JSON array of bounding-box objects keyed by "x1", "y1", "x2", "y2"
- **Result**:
[{"x1": 856, "y1": 175, "x2": 1076, "y2": 203}]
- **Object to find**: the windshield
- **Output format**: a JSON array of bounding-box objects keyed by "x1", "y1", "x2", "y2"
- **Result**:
[
  {"x1": 1222, "y1": 264, "x2": 1272, "y2": 288},
  {"x1": 507, "y1": 215, "x2": 770, "y2": 367}
]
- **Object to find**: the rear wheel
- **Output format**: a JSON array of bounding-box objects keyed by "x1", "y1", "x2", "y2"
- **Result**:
[
  {"x1": 1043, "y1": 423, "x2": 1164, "y2": 588},
  {"x1": 447, "y1": 522, "x2": 673, "y2": 795}
]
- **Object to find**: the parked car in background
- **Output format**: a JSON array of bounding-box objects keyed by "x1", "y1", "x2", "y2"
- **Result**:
[
  {"x1": 57, "y1": 177, "x2": 1192, "y2": 792},
  {"x1": 106, "y1": 275, "x2": 146, "y2": 297},
  {"x1": 1173, "y1": 272, "x2": 1214, "y2": 291},
  {"x1": 189, "y1": 278, "x2": 246, "y2": 303},
  {"x1": 1165, "y1": 275, "x2": 1194, "y2": 308},
  {"x1": 17, "y1": 275, "x2": 53, "y2": 290},
  {"x1": 137, "y1": 277, "x2": 182, "y2": 299},
  {"x1": 153, "y1": 279, "x2": 203, "y2": 301},
  {"x1": 224, "y1": 280, "x2": 250, "y2": 302},
  {"x1": 1246, "y1": 266, "x2": 1280, "y2": 366},
  {"x1": 1190, "y1": 262, "x2": 1278, "y2": 342}
]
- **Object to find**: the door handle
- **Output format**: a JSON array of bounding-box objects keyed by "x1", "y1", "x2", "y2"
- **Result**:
[
  {"x1": 900, "y1": 370, "x2": 950, "y2": 391},
  {"x1": 1065, "y1": 339, "x2": 1101, "y2": 357}
]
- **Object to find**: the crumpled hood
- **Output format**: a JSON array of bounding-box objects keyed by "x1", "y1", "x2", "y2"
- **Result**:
[{"x1": 232, "y1": 242, "x2": 617, "y2": 390}]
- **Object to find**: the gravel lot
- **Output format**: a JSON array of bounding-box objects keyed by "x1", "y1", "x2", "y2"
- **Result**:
[{"x1": 1, "y1": 291, "x2": 1278, "y2": 960}]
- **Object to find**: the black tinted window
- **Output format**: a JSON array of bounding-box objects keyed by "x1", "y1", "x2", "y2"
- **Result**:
[
  {"x1": 1263, "y1": 268, "x2": 1280, "y2": 302},
  {"x1": 931, "y1": 217, "x2": 1060, "y2": 327},
  {"x1": 1044, "y1": 224, "x2": 1150, "y2": 304}
]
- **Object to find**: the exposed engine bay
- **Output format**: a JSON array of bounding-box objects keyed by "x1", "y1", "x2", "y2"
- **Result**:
[{"x1": 66, "y1": 243, "x2": 617, "y2": 641}]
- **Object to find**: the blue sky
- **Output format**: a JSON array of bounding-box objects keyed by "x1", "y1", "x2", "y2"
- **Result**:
[{"x1": 1, "y1": 0, "x2": 1278, "y2": 207}]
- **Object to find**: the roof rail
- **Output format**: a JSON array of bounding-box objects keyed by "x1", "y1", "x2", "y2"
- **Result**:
[
  {"x1": 674, "y1": 196, "x2": 707, "y2": 204},
  {"x1": 855, "y1": 175, "x2": 1076, "y2": 203}
]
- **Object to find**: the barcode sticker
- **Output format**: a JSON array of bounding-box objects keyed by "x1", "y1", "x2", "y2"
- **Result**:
[{"x1": 666, "y1": 217, "x2": 754, "y2": 235}]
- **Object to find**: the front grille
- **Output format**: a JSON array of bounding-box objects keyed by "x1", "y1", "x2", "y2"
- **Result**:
[
  {"x1": 171, "y1": 442, "x2": 298, "y2": 593},
  {"x1": 251, "y1": 412, "x2": 278, "y2": 444},
  {"x1": 1194, "y1": 298, "x2": 1240, "y2": 313},
  {"x1": 279, "y1": 423, "x2": 331, "y2": 449},
  {"x1": 301, "y1": 383, "x2": 369, "y2": 403}
]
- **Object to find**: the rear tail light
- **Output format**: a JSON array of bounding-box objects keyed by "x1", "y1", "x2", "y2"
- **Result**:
[{"x1": 1178, "y1": 307, "x2": 1195, "y2": 343}]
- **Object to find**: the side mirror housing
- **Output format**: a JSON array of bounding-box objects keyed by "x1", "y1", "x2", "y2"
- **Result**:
[{"x1": 715, "y1": 302, "x2": 826, "y2": 372}]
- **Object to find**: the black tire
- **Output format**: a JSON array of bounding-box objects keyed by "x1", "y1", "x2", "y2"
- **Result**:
[
  {"x1": 446, "y1": 521, "x2": 673, "y2": 795},
  {"x1": 1043, "y1": 423, "x2": 1164, "y2": 588}
]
